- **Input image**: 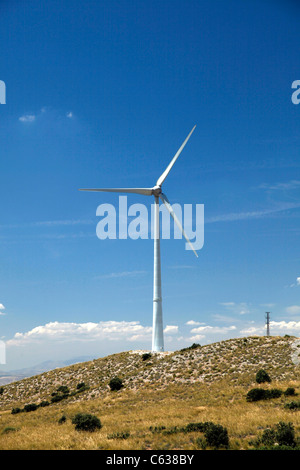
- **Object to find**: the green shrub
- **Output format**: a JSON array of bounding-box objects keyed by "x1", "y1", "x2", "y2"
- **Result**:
[
  {"x1": 11, "y1": 407, "x2": 22, "y2": 415},
  {"x1": 2, "y1": 427, "x2": 17, "y2": 435},
  {"x1": 246, "y1": 388, "x2": 267, "y2": 402},
  {"x1": 57, "y1": 385, "x2": 70, "y2": 395},
  {"x1": 109, "y1": 377, "x2": 124, "y2": 391},
  {"x1": 58, "y1": 415, "x2": 67, "y2": 424},
  {"x1": 39, "y1": 400, "x2": 50, "y2": 407},
  {"x1": 204, "y1": 423, "x2": 229, "y2": 449},
  {"x1": 246, "y1": 388, "x2": 282, "y2": 402},
  {"x1": 162, "y1": 426, "x2": 184, "y2": 435},
  {"x1": 284, "y1": 387, "x2": 296, "y2": 397},
  {"x1": 254, "y1": 422, "x2": 296, "y2": 449},
  {"x1": 107, "y1": 431, "x2": 130, "y2": 439},
  {"x1": 255, "y1": 369, "x2": 271, "y2": 384},
  {"x1": 184, "y1": 422, "x2": 213, "y2": 433},
  {"x1": 275, "y1": 422, "x2": 296, "y2": 447},
  {"x1": 180, "y1": 343, "x2": 200, "y2": 352},
  {"x1": 284, "y1": 401, "x2": 300, "y2": 410},
  {"x1": 0, "y1": 387, "x2": 4, "y2": 395},
  {"x1": 74, "y1": 382, "x2": 89, "y2": 394},
  {"x1": 149, "y1": 426, "x2": 166, "y2": 433},
  {"x1": 149, "y1": 421, "x2": 228, "y2": 446},
  {"x1": 24, "y1": 403, "x2": 38, "y2": 412},
  {"x1": 195, "y1": 437, "x2": 207, "y2": 449},
  {"x1": 76, "y1": 382, "x2": 86, "y2": 390},
  {"x1": 142, "y1": 353, "x2": 152, "y2": 361},
  {"x1": 267, "y1": 389, "x2": 282, "y2": 399},
  {"x1": 260, "y1": 428, "x2": 276, "y2": 447},
  {"x1": 72, "y1": 413, "x2": 102, "y2": 432},
  {"x1": 50, "y1": 386, "x2": 70, "y2": 402},
  {"x1": 51, "y1": 394, "x2": 65, "y2": 403}
]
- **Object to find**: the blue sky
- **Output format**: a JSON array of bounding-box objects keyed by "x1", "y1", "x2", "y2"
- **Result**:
[{"x1": 0, "y1": 0, "x2": 300, "y2": 369}]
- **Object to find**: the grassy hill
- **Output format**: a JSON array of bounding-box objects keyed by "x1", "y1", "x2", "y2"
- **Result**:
[{"x1": 0, "y1": 335, "x2": 299, "y2": 450}]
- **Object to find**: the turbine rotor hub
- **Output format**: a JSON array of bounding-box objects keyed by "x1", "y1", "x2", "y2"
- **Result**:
[{"x1": 152, "y1": 185, "x2": 162, "y2": 197}]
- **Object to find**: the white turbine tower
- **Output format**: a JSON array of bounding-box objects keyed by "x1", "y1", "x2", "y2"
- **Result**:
[{"x1": 80, "y1": 126, "x2": 198, "y2": 352}]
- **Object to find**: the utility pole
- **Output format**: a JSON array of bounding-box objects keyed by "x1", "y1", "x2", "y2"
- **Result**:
[{"x1": 265, "y1": 312, "x2": 270, "y2": 336}]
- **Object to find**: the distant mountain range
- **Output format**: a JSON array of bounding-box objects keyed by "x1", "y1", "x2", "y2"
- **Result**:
[{"x1": 0, "y1": 356, "x2": 96, "y2": 385}]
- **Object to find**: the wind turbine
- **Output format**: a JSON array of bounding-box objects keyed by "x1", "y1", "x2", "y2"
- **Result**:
[{"x1": 79, "y1": 126, "x2": 198, "y2": 352}]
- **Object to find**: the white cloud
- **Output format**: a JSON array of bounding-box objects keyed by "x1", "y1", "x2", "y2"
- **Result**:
[
  {"x1": 286, "y1": 305, "x2": 300, "y2": 315},
  {"x1": 0, "y1": 304, "x2": 5, "y2": 316},
  {"x1": 207, "y1": 202, "x2": 300, "y2": 223},
  {"x1": 19, "y1": 114, "x2": 36, "y2": 122},
  {"x1": 0, "y1": 219, "x2": 94, "y2": 229},
  {"x1": 270, "y1": 320, "x2": 300, "y2": 330},
  {"x1": 7, "y1": 320, "x2": 153, "y2": 346},
  {"x1": 34, "y1": 219, "x2": 94, "y2": 227},
  {"x1": 185, "y1": 320, "x2": 204, "y2": 326},
  {"x1": 189, "y1": 334, "x2": 205, "y2": 342},
  {"x1": 212, "y1": 314, "x2": 238, "y2": 323},
  {"x1": 191, "y1": 325, "x2": 237, "y2": 334},
  {"x1": 164, "y1": 325, "x2": 178, "y2": 334},
  {"x1": 240, "y1": 320, "x2": 300, "y2": 336},
  {"x1": 240, "y1": 325, "x2": 264, "y2": 336},
  {"x1": 259, "y1": 180, "x2": 300, "y2": 191},
  {"x1": 289, "y1": 277, "x2": 300, "y2": 288},
  {"x1": 270, "y1": 320, "x2": 300, "y2": 331},
  {"x1": 19, "y1": 108, "x2": 75, "y2": 124},
  {"x1": 220, "y1": 302, "x2": 251, "y2": 315}
]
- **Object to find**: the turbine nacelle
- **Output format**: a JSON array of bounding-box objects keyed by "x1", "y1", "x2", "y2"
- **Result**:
[{"x1": 151, "y1": 185, "x2": 162, "y2": 197}]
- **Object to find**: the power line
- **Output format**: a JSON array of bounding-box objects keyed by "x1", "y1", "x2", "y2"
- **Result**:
[{"x1": 265, "y1": 312, "x2": 271, "y2": 336}]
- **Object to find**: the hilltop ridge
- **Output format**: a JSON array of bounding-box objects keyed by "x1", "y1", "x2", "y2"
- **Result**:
[
  {"x1": 0, "y1": 335, "x2": 300, "y2": 450},
  {"x1": 1, "y1": 335, "x2": 299, "y2": 409}
]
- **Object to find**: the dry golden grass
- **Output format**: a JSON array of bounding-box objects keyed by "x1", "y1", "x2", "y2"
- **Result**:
[
  {"x1": 0, "y1": 378, "x2": 299, "y2": 450},
  {"x1": 0, "y1": 336, "x2": 299, "y2": 449}
]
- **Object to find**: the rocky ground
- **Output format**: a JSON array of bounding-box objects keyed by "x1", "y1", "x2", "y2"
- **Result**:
[{"x1": 0, "y1": 335, "x2": 299, "y2": 409}]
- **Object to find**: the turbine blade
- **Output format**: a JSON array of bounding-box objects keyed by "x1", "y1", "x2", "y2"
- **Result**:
[
  {"x1": 156, "y1": 125, "x2": 196, "y2": 186},
  {"x1": 79, "y1": 188, "x2": 153, "y2": 195},
  {"x1": 159, "y1": 193, "x2": 198, "y2": 258}
]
